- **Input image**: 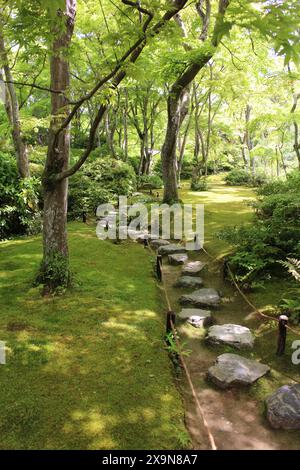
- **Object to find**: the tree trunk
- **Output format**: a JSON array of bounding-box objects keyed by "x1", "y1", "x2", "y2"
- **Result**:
[
  {"x1": 39, "y1": 1, "x2": 76, "y2": 292},
  {"x1": 162, "y1": 87, "x2": 189, "y2": 203},
  {"x1": 0, "y1": 30, "x2": 30, "y2": 178}
]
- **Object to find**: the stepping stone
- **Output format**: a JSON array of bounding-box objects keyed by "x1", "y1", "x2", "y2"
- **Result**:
[
  {"x1": 150, "y1": 239, "x2": 170, "y2": 249},
  {"x1": 168, "y1": 253, "x2": 188, "y2": 265},
  {"x1": 266, "y1": 384, "x2": 300, "y2": 429},
  {"x1": 174, "y1": 276, "x2": 203, "y2": 288},
  {"x1": 178, "y1": 308, "x2": 213, "y2": 328},
  {"x1": 158, "y1": 244, "x2": 187, "y2": 256},
  {"x1": 206, "y1": 324, "x2": 254, "y2": 349},
  {"x1": 207, "y1": 353, "x2": 270, "y2": 389},
  {"x1": 182, "y1": 261, "x2": 206, "y2": 276},
  {"x1": 179, "y1": 288, "x2": 220, "y2": 308}
]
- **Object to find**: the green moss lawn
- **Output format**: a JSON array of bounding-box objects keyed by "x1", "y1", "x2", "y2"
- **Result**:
[{"x1": 0, "y1": 223, "x2": 187, "y2": 450}]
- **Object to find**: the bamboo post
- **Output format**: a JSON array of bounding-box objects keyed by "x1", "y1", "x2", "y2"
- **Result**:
[{"x1": 276, "y1": 314, "x2": 289, "y2": 356}]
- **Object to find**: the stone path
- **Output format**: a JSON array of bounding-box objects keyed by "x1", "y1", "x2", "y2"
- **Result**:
[{"x1": 148, "y1": 237, "x2": 300, "y2": 449}]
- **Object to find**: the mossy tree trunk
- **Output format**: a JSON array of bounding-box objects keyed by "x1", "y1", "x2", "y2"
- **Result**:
[{"x1": 39, "y1": 1, "x2": 76, "y2": 292}]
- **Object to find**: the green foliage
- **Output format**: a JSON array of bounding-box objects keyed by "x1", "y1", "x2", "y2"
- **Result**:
[
  {"x1": 219, "y1": 173, "x2": 300, "y2": 286},
  {"x1": 0, "y1": 154, "x2": 41, "y2": 240},
  {"x1": 68, "y1": 158, "x2": 136, "y2": 220},
  {"x1": 36, "y1": 251, "x2": 72, "y2": 294},
  {"x1": 225, "y1": 169, "x2": 267, "y2": 187},
  {"x1": 190, "y1": 178, "x2": 208, "y2": 191},
  {"x1": 138, "y1": 174, "x2": 163, "y2": 190},
  {"x1": 279, "y1": 258, "x2": 300, "y2": 324}
]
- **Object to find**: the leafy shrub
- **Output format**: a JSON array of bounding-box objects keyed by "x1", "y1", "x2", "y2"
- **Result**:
[
  {"x1": 225, "y1": 169, "x2": 267, "y2": 187},
  {"x1": 138, "y1": 174, "x2": 163, "y2": 190},
  {"x1": 0, "y1": 154, "x2": 42, "y2": 239},
  {"x1": 68, "y1": 158, "x2": 136, "y2": 220},
  {"x1": 218, "y1": 176, "x2": 300, "y2": 286},
  {"x1": 190, "y1": 178, "x2": 208, "y2": 191},
  {"x1": 225, "y1": 169, "x2": 252, "y2": 186}
]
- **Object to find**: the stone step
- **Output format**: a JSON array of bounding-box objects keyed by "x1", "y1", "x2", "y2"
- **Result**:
[
  {"x1": 178, "y1": 308, "x2": 213, "y2": 328},
  {"x1": 158, "y1": 244, "x2": 187, "y2": 256},
  {"x1": 168, "y1": 253, "x2": 188, "y2": 266},
  {"x1": 182, "y1": 261, "x2": 206, "y2": 276},
  {"x1": 149, "y1": 239, "x2": 170, "y2": 249},
  {"x1": 207, "y1": 353, "x2": 269, "y2": 389},
  {"x1": 174, "y1": 276, "x2": 203, "y2": 288},
  {"x1": 179, "y1": 288, "x2": 220, "y2": 308},
  {"x1": 266, "y1": 384, "x2": 300, "y2": 430},
  {"x1": 206, "y1": 324, "x2": 254, "y2": 350}
]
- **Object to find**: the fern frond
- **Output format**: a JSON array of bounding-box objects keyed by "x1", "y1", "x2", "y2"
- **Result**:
[{"x1": 281, "y1": 258, "x2": 300, "y2": 283}]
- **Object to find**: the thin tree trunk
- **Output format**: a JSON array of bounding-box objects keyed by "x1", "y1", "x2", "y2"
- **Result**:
[
  {"x1": 39, "y1": 0, "x2": 76, "y2": 292},
  {"x1": 0, "y1": 29, "x2": 30, "y2": 178}
]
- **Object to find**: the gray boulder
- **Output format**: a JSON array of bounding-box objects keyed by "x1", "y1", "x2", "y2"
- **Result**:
[
  {"x1": 174, "y1": 276, "x2": 203, "y2": 288},
  {"x1": 168, "y1": 254, "x2": 188, "y2": 266},
  {"x1": 207, "y1": 353, "x2": 269, "y2": 389},
  {"x1": 206, "y1": 324, "x2": 254, "y2": 349},
  {"x1": 266, "y1": 384, "x2": 300, "y2": 429},
  {"x1": 158, "y1": 244, "x2": 187, "y2": 256},
  {"x1": 150, "y1": 239, "x2": 170, "y2": 249},
  {"x1": 178, "y1": 308, "x2": 213, "y2": 328},
  {"x1": 179, "y1": 288, "x2": 220, "y2": 308},
  {"x1": 182, "y1": 261, "x2": 206, "y2": 276}
]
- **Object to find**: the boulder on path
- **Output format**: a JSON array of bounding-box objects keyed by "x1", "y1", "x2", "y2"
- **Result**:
[
  {"x1": 158, "y1": 244, "x2": 187, "y2": 256},
  {"x1": 206, "y1": 324, "x2": 254, "y2": 349},
  {"x1": 168, "y1": 253, "x2": 188, "y2": 266},
  {"x1": 178, "y1": 308, "x2": 213, "y2": 328},
  {"x1": 150, "y1": 239, "x2": 170, "y2": 249},
  {"x1": 174, "y1": 276, "x2": 203, "y2": 288},
  {"x1": 266, "y1": 384, "x2": 300, "y2": 429},
  {"x1": 207, "y1": 353, "x2": 270, "y2": 389},
  {"x1": 179, "y1": 288, "x2": 220, "y2": 308},
  {"x1": 182, "y1": 261, "x2": 206, "y2": 276}
]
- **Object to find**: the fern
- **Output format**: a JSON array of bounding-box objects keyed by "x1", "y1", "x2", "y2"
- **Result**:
[{"x1": 281, "y1": 258, "x2": 300, "y2": 283}]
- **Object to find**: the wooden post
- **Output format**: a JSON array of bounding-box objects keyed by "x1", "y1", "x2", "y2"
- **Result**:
[
  {"x1": 166, "y1": 311, "x2": 176, "y2": 336},
  {"x1": 276, "y1": 315, "x2": 288, "y2": 356},
  {"x1": 156, "y1": 255, "x2": 162, "y2": 282},
  {"x1": 82, "y1": 211, "x2": 87, "y2": 223}
]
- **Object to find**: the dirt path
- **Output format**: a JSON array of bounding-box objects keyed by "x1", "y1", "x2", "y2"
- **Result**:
[{"x1": 161, "y1": 179, "x2": 300, "y2": 450}]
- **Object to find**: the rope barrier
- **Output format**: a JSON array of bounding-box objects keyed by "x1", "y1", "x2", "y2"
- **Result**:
[
  {"x1": 145, "y1": 239, "x2": 217, "y2": 451},
  {"x1": 201, "y1": 246, "x2": 300, "y2": 338}
]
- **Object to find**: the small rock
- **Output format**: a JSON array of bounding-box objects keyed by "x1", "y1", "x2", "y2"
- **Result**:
[
  {"x1": 150, "y1": 239, "x2": 170, "y2": 249},
  {"x1": 207, "y1": 353, "x2": 269, "y2": 389},
  {"x1": 206, "y1": 324, "x2": 254, "y2": 349},
  {"x1": 174, "y1": 276, "x2": 203, "y2": 288},
  {"x1": 182, "y1": 261, "x2": 206, "y2": 276},
  {"x1": 168, "y1": 254, "x2": 188, "y2": 265},
  {"x1": 179, "y1": 288, "x2": 220, "y2": 308},
  {"x1": 266, "y1": 384, "x2": 300, "y2": 429},
  {"x1": 178, "y1": 308, "x2": 213, "y2": 328},
  {"x1": 158, "y1": 244, "x2": 187, "y2": 256}
]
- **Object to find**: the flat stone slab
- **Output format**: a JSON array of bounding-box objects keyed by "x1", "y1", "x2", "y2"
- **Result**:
[
  {"x1": 150, "y1": 239, "x2": 170, "y2": 249},
  {"x1": 158, "y1": 244, "x2": 187, "y2": 256},
  {"x1": 206, "y1": 324, "x2": 254, "y2": 349},
  {"x1": 266, "y1": 384, "x2": 300, "y2": 430},
  {"x1": 207, "y1": 353, "x2": 269, "y2": 389},
  {"x1": 178, "y1": 308, "x2": 213, "y2": 328},
  {"x1": 182, "y1": 261, "x2": 206, "y2": 276},
  {"x1": 179, "y1": 288, "x2": 220, "y2": 308},
  {"x1": 174, "y1": 276, "x2": 203, "y2": 288},
  {"x1": 168, "y1": 254, "x2": 188, "y2": 266}
]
